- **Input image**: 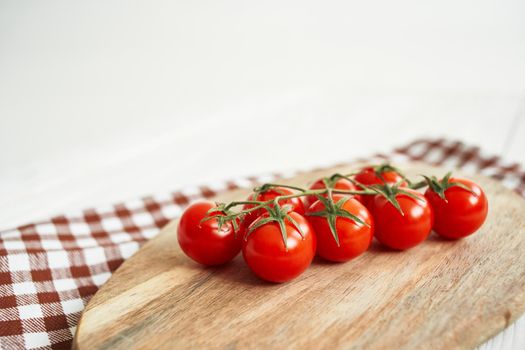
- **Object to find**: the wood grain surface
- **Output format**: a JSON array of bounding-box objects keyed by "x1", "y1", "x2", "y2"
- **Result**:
[{"x1": 73, "y1": 163, "x2": 525, "y2": 350}]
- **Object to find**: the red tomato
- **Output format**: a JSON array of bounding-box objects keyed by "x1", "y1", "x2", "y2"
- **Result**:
[
  {"x1": 425, "y1": 177, "x2": 488, "y2": 239},
  {"x1": 243, "y1": 187, "x2": 305, "y2": 226},
  {"x1": 304, "y1": 177, "x2": 362, "y2": 209},
  {"x1": 242, "y1": 212, "x2": 316, "y2": 283},
  {"x1": 354, "y1": 166, "x2": 406, "y2": 186},
  {"x1": 307, "y1": 195, "x2": 373, "y2": 262},
  {"x1": 370, "y1": 189, "x2": 433, "y2": 250},
  {"x1": 178, "y1": 201, "x2": 242, "y2": 266},
  {"x1": 355, "y1": 166, "x2": 407, "y2": 208}
]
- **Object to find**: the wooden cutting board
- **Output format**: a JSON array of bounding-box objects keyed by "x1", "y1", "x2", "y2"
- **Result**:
[{"x1": 73, "y1": 162, "x2": 525, "y2": 350}]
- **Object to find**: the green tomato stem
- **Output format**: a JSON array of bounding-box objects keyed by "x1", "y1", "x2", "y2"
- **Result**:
[
  {"x1": 409, "y1": 180, "x2": 428, "y2": 190},
  {"x1": 260, "y1": 183, "x2": 307, "y2": 192}
]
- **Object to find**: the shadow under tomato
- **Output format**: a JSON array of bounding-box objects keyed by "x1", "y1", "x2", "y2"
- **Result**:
[
  {"x1": 191, "y1": 233, "x2": 464, "y2": 287},
  {"x1": 311, "y1": 241, "x2": 391, "y2": 264},
  {"x1": 209, "y1": 255, "x2": 277, "y2": 287},
  {"x1": 366, "y1": 239, "x2": 398, "y2": 254},
  {"x1": 311, "y1": 255, "x2": 337, "y2": 265},
  {"x1": 365, "y1": 232, "x2": 462, "y2": 253},
  {"x1": 425, "y1": 231, "x2": 464, "y2": 244}
]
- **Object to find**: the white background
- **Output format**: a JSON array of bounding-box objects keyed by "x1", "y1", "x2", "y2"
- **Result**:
[{"x1": 1, "y1": 1, "x2": 525, "y2": 348}]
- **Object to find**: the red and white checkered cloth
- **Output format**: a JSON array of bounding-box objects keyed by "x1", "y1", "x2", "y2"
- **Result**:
[{"x1": 1, "y1": 138, "x2": 524, "y2": 350}]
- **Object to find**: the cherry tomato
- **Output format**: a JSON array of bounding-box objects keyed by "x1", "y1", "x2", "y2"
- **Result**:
[
  {"x1": 355, "y1": 166, "x2": 407, "y2": 208},
  {"x1": 425, "y1": 177, "x2": 488, "y2": 239},
  {"x1": 242, "y1": 212, "x2": 316, "y2": 283},
  {"x1": 370, "y1": 189, "x2": 433, "y2": 250},
  {"x1": 178, "y1": 201, "x2": 242, "y2": 266},
  {"x1": 355, "y1": 166, "x2": 406, "y2": 186},
  {"x1": 304, "y1": 178, "x2": 362, "y2": 209},
  {"x1": 307, "y1": 195, "x2": 373, "y2": 262},
  {"x1": 243, "y1": 187, "x2": 305, "y2": 226}
]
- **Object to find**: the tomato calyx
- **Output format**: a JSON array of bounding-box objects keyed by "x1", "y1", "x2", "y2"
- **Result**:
[
  {"x1": 307, "y1": 195, "x2": 370, "y2": 247},
  {"x1": 200, "y1": 203, "x2": 243, "y2": 237},
  {"x1": 254, "y1": 183, "x2": 306, "y2": 194},
  {"x1": 422, "y1": 172, "x2": 475, "y2": 202},
  {"x1": 245, "y1": 202, "x2": 305, "y2": 251},
  {"x1": 320, "y1": 173, "x2": 357, "y2": 190},
  {"x1": 372, "y1": 163, "x2": 411, "y2": 186},
  {"x1": 370, "y1": 182, "x2": 423, "y2": 216}
]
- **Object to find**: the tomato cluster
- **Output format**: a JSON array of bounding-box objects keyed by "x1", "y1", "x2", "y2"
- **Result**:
[{"x1": 177, "y1": 165, "x2": 488, "y2": 283}]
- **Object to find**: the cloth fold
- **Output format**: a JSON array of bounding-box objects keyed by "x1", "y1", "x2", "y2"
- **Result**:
[{"x1": 1, "y1": 138, "x2": 524, "y2": 350}]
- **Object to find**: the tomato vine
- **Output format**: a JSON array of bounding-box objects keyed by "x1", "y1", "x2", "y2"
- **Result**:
[{"x1": 201, "y1": 163, "x2": 472, "y2": 249}]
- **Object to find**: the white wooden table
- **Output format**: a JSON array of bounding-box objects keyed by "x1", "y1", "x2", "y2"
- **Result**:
[{"x1": 1, "y1": 0, "x2": 524, "y2": 348}]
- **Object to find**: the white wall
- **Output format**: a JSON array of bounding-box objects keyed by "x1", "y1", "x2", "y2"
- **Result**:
[{"x1": 1, "y1": 0, "x2": 524, "y2": 225}]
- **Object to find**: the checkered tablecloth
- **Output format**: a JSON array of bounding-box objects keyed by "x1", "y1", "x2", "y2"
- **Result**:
[{"x1": 1, "y1": 138, "x2": 524, "y2": 350}]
